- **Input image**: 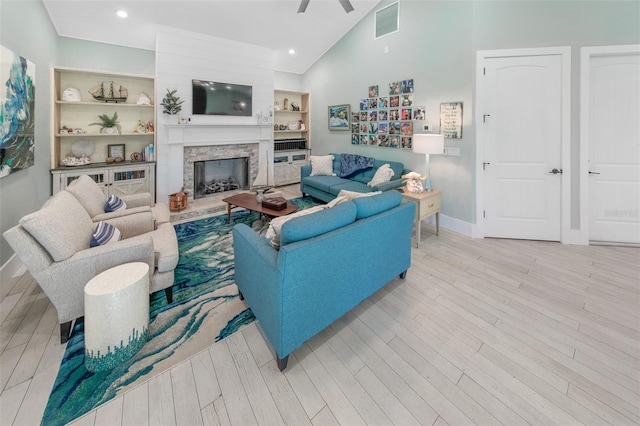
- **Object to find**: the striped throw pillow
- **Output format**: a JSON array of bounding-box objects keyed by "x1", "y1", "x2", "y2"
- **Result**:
[
  {"x1": 90, "y1": 221, "x2": 122, "y2": 247},
  {"x1": 104, "y1": 195, "x2": 126, "y2": 212}
]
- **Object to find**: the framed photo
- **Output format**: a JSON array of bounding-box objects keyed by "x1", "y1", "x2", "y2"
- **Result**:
[
  {"x1": 108, "y1": 144, "x2": 125, "y2": 159},
  {"x1": 328, "y1": 104, "x2": 350, "y2": 130}
]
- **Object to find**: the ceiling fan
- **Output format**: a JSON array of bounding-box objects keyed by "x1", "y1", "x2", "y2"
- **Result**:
[{"x1": 297, "y1": 0, "x2": 354, "y2": 14}]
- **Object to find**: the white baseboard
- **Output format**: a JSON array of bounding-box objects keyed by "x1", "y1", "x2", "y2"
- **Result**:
[
  {"x1": 421, "y1": 214, "x2": 475, "y2": 238},
  {"x1": 1, "y1": 254, "x2": 26, "y2": 285}
]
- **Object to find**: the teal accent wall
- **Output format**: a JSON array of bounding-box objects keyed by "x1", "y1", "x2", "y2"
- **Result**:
[{"x1": 303, "y1": 0, "x2": 640, "y2": 225}]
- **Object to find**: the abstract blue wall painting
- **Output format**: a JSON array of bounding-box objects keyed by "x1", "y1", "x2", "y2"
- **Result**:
[{"x1": 0, "y1": 45, "x2": 35, "y2": 178}]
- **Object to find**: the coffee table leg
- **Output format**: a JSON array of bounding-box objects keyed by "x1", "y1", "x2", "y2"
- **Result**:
[{"x1": 227, "y1": 203, "x2": 232, "y2": 224}]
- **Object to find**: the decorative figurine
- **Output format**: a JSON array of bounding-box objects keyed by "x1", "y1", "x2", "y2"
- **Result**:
[{"x1": 402, "y1": 171, "x2": 426, "y2": 194}]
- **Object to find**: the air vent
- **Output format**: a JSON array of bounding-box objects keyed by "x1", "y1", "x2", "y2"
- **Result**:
[{"x1": 375, "y1": 2, "x2": 399, "y2": 39}]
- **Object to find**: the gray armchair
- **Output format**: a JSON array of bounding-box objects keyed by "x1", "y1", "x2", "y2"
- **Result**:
[{"x1": 3, "y1": 190, "x2": 178, "y2": 343}]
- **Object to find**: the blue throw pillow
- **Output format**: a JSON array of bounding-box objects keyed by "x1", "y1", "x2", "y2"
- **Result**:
[
  {"x1": 90, "y1": 221, "x2": 123, "y2": 247},
  {"x1": 104, "y1": 194, "x2": 126, "y2": 212}
]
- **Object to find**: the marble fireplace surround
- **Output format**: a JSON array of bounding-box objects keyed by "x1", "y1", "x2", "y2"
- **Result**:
[{"x1": 164, "y1": 124, "x2": 273, "y2": 201}]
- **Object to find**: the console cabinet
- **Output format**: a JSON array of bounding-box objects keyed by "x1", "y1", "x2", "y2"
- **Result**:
[
  {"x1": 51, "y1": 162, "x2": 156, "y2": 199},
  {"x1": 274, "y1": 150, "x2": 310, "y2": 186}
]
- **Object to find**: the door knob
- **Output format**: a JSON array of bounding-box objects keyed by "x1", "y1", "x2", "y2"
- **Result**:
[{"x1": 548, "y1": 168, "x2": 563, "y2": 174}]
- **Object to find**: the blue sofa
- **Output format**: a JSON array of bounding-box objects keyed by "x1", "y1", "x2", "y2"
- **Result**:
[
  {"x1": 232, "y1": 191, "x2": 415, "y2": 370},
  {"x1": 300, "y1": 153, "x2": 408, "y2": 202}
]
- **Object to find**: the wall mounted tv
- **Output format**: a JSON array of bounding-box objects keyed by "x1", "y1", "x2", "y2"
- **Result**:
[{"x1": 192, "y1": 80, "x2": 252, "y2": 117}]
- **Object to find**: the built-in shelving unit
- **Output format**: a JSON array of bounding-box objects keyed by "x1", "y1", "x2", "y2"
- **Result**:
[
  {"x1": 51, "y1": 66, "x2": 156, "y2": 198},
  {"x1": 273, "y1": 89, "x2": 310, "y2": 186}
]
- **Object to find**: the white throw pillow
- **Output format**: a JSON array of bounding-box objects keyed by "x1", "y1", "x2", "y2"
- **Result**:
[
  {"x1": 325, "y1": 195, "x2": 349, "y2": 208},
  {"x1": 264, "y1": 196, "x2": 349, "y2": 249},
  {"x1": 309, "y1": 155, "x2": 336, "y2": 176},
  {"x1": 265, "y1": 205, "x2": 326, "y2": 249},
  {"x1": 367, "y1": 164, "x2": 395, "y2": 187},
  {"x1": 337, "y1": 189, "x2": 382, "y2": 200}
]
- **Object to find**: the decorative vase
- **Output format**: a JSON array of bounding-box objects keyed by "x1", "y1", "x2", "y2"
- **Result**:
[{"x1": 256, "y1": 189, "x2": 265, "y2": 203}]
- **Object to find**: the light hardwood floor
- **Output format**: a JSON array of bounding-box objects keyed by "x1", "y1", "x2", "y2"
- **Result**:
[{"x1": 1, "y1": 188, "x2": 639, "y2": 425}]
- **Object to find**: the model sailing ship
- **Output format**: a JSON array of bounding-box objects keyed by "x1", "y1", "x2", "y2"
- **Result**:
[{"x1": 89, "y1": 81, "x2": 128, "y2": 103}]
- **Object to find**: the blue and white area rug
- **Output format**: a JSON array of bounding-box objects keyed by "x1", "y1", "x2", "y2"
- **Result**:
[{"x1": 42, "y1": 197, "x2": 318, "y2": 425}]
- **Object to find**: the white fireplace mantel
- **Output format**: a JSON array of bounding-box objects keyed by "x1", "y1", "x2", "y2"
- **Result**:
[
  {"x1": 165, "y1": 124, "x2": 273, "y2": 146},
  {"x1": 159, "y1": 123, "x2": 274, "y2": 202}
]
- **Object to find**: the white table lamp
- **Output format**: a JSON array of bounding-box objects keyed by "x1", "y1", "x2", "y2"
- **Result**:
[{"x1": 413, "y1": 133, "x2": 444, "y2": 191}]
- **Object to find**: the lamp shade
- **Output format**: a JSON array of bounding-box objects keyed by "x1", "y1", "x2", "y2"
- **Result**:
[{"x1": 413, "y1": 133, "x2": 444, "y2": 155}]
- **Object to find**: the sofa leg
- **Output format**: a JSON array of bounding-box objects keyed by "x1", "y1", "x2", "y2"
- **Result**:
[
  {"x1": 399, "y1": 270, "x2": 407, "y2": 279},
  {"x1": 277, "y1": 355, "x2": 289, "y2": 371},
  {"x1": 238, "y1": 290, "x2": 244, "y2": 301},
  {"x1": 165, "y1": 287, "x2": 173, "y2": 304},
  {"x1": 60, "y1": 321, "x2": 72, "y2": 344}
]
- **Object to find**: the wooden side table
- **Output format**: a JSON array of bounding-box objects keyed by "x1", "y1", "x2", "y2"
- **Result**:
[{"x1": 400, "y1": 188, "x2": 441, "y2": 248}]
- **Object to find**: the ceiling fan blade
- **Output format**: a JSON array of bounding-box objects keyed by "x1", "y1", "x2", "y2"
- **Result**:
[
  {"x1": 339, "y1": 0, "x2": 354, "y2": 13},
  {"x1": 297, "y1": 0, "x2": 310, "y2": 13}
]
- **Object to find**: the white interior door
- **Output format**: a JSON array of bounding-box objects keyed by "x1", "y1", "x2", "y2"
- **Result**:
[
  {"x1": 481, "y1": 54, "x2": 564, "y2": 241},
  {"x1": 587, "y1": 50, "x2": 640, "y2": 244}
]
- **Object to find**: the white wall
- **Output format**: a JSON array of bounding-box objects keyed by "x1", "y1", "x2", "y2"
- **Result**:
[{"x1": 155, "y1": 26, "x2": 276, "y2": 200}]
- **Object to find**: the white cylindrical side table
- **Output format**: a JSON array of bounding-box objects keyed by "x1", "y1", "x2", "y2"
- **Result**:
[{"x1": 84, "y1": 262, "x2": 150, "y2": 372}]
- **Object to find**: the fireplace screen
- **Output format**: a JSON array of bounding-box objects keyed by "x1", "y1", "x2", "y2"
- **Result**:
[{"x1": 193, "y1": 157, "x2": 249, "y2": 199}]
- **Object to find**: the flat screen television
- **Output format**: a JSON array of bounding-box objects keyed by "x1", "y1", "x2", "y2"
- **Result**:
[{"x1": 192, "y1": 80, "x2": 252, "y2": 116}]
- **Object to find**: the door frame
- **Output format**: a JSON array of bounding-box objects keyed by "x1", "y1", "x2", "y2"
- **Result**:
[
  {"x1": 475, "y1": 46, "x2": 572, "y2": 242},
  {"x1": 579, "y1": 44, "x2": 640, "y2": 245}
]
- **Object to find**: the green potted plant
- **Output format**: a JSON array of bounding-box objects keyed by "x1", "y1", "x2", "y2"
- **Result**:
[
  {"x1": 89, "y1": 112, "x2": 122, "y2": 134},
  {"x1": 161, "y1": 89, "x2": 184, "y2": 116}
]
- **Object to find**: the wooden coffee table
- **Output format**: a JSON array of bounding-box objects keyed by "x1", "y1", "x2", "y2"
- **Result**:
[{"x1": 222, "y1": 193, "x2": 298, "y2": 224}]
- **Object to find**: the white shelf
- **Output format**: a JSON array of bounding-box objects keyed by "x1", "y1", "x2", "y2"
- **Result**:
[
  {"x1": 57, "y1": 132, "x2": 155, "y2": 137},
  {"x1": 55, "y1": 101, "x2": 153, "y2": 108}
]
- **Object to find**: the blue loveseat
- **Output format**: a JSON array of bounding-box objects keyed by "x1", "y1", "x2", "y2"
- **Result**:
[
  {"x1": 232, "y1": 190, "x2": 415, "y2": 370},
  {"x1": 300, "y1": 153, "x2": 408, "y2": 202}
]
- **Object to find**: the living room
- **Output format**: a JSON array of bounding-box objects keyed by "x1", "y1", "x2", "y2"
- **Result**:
[{"x1": 1, "y1": 1, "x2": 639, "y2": 425}]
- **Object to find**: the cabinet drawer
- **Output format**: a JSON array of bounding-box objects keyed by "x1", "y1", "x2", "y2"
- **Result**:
[{"x1": 419, "y1": 194, "x2": 441, "y2": 217}]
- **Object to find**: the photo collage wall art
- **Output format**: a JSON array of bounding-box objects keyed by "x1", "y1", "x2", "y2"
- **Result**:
[{"x1": 351, "y1": 78, "x2": 425, "y2": 150}]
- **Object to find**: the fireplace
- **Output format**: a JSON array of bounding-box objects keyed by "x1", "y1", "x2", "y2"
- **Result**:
[
  {"x1": 183, "y1": 143, "x2": 259, "y2": 200},
  {"x1": 193, "y1": 157, "x2": 249, "y2": 199}
]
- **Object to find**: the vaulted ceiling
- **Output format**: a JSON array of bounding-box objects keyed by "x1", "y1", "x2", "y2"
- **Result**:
[{"x1": 42, "y1": 0, "x2": 381, "y2": 74}]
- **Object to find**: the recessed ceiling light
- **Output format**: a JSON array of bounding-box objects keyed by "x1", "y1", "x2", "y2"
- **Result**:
[
  {"x1": 116, "y1": 10, "x2": 128, "y2": 18},
  {"x1": 288, "y1": 49, "x2": 296, "y2": 55}
]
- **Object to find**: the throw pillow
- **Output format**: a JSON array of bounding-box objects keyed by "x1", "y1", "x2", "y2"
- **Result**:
[
  {"x1": 19, "y1": 191, "x2": 94, "y2": 262},
  {"x1": 90, "y1": 221, "x2": 123, "y2": 247},
  {"x1": 65, "y1": 174, "x2": 108, "y2": 218},
  {"x1": 309, "y1": 155, "x2": 336, "y2": 176},
  {"x1": 325, "y1": 195, "x2": 349, "y2": 208},
  {"x1": 265, "y1": 205, "x2": 326, "y2": 249},
  {"x1": 337, "y1": 189, "x2": 382, "y2": 200},
  {"x1": 367, "y1": 163, "x2": 395, "y2": 187},
  {"x1": 104, "y1": 194, "x2": 127, "y2": 212}
]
